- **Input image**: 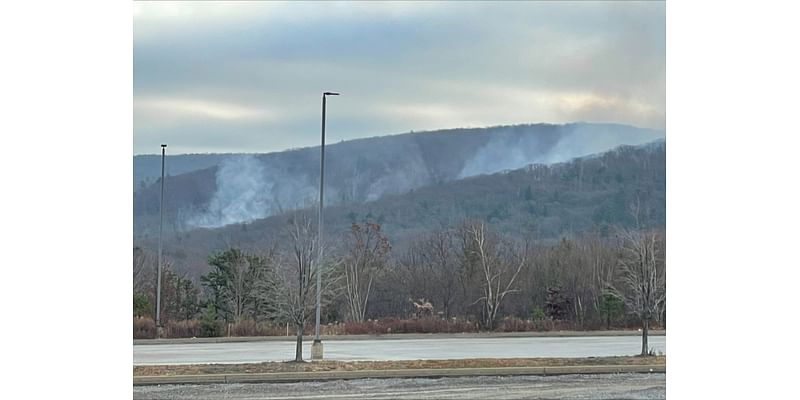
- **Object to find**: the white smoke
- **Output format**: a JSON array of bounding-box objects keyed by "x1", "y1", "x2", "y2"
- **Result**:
[
  {"x1": 537, "y1": 124, "x2": 664, "y2": 164},
  {"x1": 457, "y1": 132, "x2": 536, "y2": 178},
  {"x1": 458, "y1": 124, "x2": 664, "y2": 178},
  {"x1": 364, "y1": 145, "x2": 432, "y2": 201},
  {"x1": 181, "y1": 124, "x2": 664, "y2": 229},
  {"x1": 186, "y1": 155, "x2": 317, "y2": 228}
]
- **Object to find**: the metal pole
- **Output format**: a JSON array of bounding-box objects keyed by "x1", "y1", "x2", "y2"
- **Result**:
[
  {"x1": 313, "y1": 93, "x2": 337, "y2": 360},
  {"x1": 315, "y1": 95, "x2": 326, "y2": 342},
  {"x1": 156, "y1": 144, "x2": 166, "y2": 330}
]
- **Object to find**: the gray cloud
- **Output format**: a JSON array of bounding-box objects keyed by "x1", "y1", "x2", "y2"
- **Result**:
[{"x1": 133, "y1": 1, "x2": 665, "y2": 155}]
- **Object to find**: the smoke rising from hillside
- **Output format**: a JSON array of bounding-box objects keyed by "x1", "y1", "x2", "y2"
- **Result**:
[
  {"x1": 363, "y1": 143, "x2": 432, "y2": 202},
  {"x1": 458, "y1": 124, "x2": 664, "y2": 178},
  {"x1": 457, "y1": 130, "x2": 550, "y2": 178},
  {"x1": 537, "y1": 124, "x2": 664, "y2": 164},
  {"x1": 186, "y1": 155, "x2": 317, "y2": 228},
  {"x1": 167, "y1": 124, "x2": 664, "y2": 230}
]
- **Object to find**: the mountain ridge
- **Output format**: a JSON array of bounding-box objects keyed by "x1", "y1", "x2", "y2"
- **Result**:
[
  {"x1": 135, "y1": 139, "x2": 665, "y2": 279},
  {"x1": 134, "y1": 122, "x2": 664, "y2": 236}
]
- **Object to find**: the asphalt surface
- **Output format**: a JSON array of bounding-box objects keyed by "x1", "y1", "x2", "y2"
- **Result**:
[
  {"x1": 134, "y1": 331, "x2": 665, "y2": 345},
  {"x1": 134, "y1": 336, "x2": 666, "y2": 365},
  {"x1": 133, "y1": 373, "x2": 666, "y2": 399}
]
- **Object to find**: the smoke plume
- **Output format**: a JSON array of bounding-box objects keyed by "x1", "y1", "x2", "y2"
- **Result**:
[{"x1": 186, "y1": 155, "x2": 317, "y2": 228}]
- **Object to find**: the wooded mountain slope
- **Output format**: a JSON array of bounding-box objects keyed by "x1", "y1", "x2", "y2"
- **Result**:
[
  {"x1": 135, "y1": 139, "x2": 665, "y2": 279},
  {"x1": 134, "y1": 122, "x2": 663, "y2": 236}
]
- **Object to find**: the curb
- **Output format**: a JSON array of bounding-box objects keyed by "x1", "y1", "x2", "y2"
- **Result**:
[
  {"x1": 133, "y1": 364, "x2": 665, "y2": 386},
  {"x1": 134, "y1": 330, "x2": 666, "y2": 346}
]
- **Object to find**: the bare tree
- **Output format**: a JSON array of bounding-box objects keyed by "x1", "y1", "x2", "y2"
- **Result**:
[
  {"x1": 134, "y1": 247, "x2": 155, "y2": 318},
  {"x1": 588, "y1": 234, "x2": 617, "y2": 316},
  {"x1": 133, "y1": 247, "x2": 154, "y2": 293},
  {"x1": 226, "y1": 251, "x2": 250, "y2": 323},
  {"x1": 455, "y1": 226, "x2": 483, "y2": 321},
  {"x1": 552, "y1": 237, "x2": 604, "y2": 327},
  {"x1": 611, "y1": 229, "x2": 666, "y2": 356},
  {"x1": 262, "y1": 213, "x2": 339, "y2": 362},
  {"x1": 278, "y1": 213, "x2": 316, "y2": 361},
  {"x1": 340, "y1": 222, "x2": 391, "y2": 322},
  {"x1": 462, "y1": 222, "x2": 528, "y2": 330},
  {"x1": 402, "y1": 227, "x2": 460, "y2": 319}
]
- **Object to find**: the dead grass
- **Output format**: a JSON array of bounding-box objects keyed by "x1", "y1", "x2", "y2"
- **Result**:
[{"x1": 134, "y1": 355, "x2": 665, "y2": 377}]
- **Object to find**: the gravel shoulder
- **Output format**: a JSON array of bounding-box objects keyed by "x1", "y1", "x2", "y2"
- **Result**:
[{"x1": 133, "y1": 373, "x2": 667, "y2": 400}]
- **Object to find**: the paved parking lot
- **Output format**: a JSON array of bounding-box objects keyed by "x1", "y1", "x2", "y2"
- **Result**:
[{"x1": 134, "y1": 335, "x2": 666, "y2": 365}]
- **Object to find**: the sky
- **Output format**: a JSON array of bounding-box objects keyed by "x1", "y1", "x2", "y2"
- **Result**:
[{"x1": 133, "y1": 1, "x2": 665, "y2": 155}]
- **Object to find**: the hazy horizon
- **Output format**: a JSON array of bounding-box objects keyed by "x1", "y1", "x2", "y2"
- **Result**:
[
  {"x1": 134, "y1": 1, "x2": 665, "y2": 155},
  {"x1": 132, "y1": 121, "x2": 664, "y2": 156}
]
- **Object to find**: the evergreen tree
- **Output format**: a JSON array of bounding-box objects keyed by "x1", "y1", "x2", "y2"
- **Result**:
[{"x1": 545, "y1": 286, "x2": 570, "y2": 320}]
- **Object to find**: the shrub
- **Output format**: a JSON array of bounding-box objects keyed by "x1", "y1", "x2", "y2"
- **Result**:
[
  {"x1": 164, "y1": 320, "x2": 203, "y2": 338},
  {"x1": 133, "y1": 317, "x2": 156, "y2": 339},
  {"x1": 340, "y1": 317, "x2": 479, "y2": 335},
  {"x1": 228, "y1": 320, "x2": 286, "y2": 337},
  {"x1": 531, "y1": 307, "x2": 546, "y2": 321},
  {"x1": 322, "y1": 323, "x2": 346, "y2": 336},
  {"x1": 498, "y1": 317, "x2": 536, "y2": 332},
  {"x1": 199, "y1": 305, "x2": 221, "y2": 337},
  {"x1": 133, "y1": 293, "x2": 151, "y2": 318}
]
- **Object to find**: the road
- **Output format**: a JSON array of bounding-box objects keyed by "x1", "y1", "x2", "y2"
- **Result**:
[
  {"x1": 133, "y1": 373, "x2": 666, "y2": 399},
  {"x1": 134, "y1": 335, "x2": 666, "y2": 365}
]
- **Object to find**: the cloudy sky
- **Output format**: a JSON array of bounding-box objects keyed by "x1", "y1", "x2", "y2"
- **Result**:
[{"x1": 133, "y1": 1, "x2": 665, "y2": 155}]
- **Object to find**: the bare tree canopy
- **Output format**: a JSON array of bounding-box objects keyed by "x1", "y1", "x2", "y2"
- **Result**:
[
  {"x1": 135, "y1": 219, "x2": 666, "y2": 344},
  {"x1": 461, "y1": 222, "x2": 529, "y2": 330},
  {"x1": 610, "y1": 228, "x2": 666, "y2": 355},
  {"x1": 262, "y1": 212, "x2": 339, "y2": 361},
  {"x1": 398, "y1": 227, "x2": 460, "y2": 319},
  {"x1": 340, "y1": 222, "x2": 391, "y2": 322}
]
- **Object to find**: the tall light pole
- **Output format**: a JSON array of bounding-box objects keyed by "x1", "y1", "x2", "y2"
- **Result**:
[
  {"x1": 156, "y1": 144, "x2": 167, "y2": 337},
  {"x1": 312, "y1": 92, "x2": 338, "y2": 360}
]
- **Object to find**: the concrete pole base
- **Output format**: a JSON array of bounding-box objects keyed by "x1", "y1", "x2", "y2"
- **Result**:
[
  {"x1": 311, "y1": 339, "x2": 324, "y2": 360},
  {"x1": 156, "y1": 326, "x2": 164, "y2": 339}
]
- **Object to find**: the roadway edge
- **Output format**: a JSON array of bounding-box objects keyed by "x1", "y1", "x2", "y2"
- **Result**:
[
  {"x1": 133, "y1": 330, "x2": 666, "y2": 346},
  {"x1": 133, "y1": 364, "x2": 665, "y2": 386}
]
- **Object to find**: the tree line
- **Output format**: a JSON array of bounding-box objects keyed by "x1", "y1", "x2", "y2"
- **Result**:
[{"x1": 134, "y1": 213, "x2": 665, "y2": 359}]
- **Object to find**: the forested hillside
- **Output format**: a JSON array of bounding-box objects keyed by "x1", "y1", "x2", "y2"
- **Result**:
[
  {"x1": 133, "y1": 153, "x2": 232, "y2": 189},
  {"x1": 135, "y1": 139, "x2": 665, "y2": 280},
  {"x1": 134, "y1": 123, "x2": 663, "y2": 235}
]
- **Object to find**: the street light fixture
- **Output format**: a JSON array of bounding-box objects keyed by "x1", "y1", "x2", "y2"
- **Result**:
[
  {"x1": 156, "y1": 144, "x2": 167, "y2": 337},
  {"x1": 312, "y1": 92, "x2": 339, "y2": 360}
]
